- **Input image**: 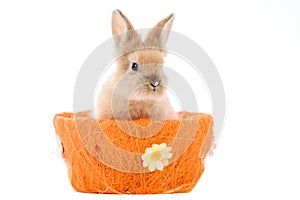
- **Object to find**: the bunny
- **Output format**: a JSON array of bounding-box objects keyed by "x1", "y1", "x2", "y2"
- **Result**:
[{"x1": 95, "y1": 9, "x2": 178, "y2": 120}]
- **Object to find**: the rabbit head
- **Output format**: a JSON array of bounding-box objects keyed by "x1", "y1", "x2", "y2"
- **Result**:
[{"x1": 111, "y1": 9, "x2": 174, "y2": 101}]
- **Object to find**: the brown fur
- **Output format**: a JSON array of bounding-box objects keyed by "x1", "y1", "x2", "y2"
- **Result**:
[{"x1": 95, "y1": 10, "x2": 177, "y2": 120}]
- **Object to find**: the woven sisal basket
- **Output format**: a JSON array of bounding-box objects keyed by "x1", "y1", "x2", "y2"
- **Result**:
[{"x1": 53, "y1": 111, "x2": 213, "y2": 194}]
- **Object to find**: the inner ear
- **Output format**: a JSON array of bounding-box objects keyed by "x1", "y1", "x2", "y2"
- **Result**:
[
  {"x1": 112, "y1": 14, "x2": 127, "y2": 36},
  {"x1": 145, "y1": 13, "x2": 175, "y2": 49},
  {"x1": 112, "y1": 9, "x2": 134, "y2": 37},
  {"x1": 156, "y1": 13, "x2": 174, "y2": 31}
]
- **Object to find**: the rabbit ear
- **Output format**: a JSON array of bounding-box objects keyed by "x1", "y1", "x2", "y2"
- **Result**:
[
  {"x1": 112, "y1": 9, "x2": 134, "y2": 43},
  {"x1": 146, "y1": 13, "x2": 174, "y2": 49}
]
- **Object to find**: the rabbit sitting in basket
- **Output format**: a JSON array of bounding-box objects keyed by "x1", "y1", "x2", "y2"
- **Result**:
[{"x1": 95, "y1": 10, "x2": 178, "y2": 120}]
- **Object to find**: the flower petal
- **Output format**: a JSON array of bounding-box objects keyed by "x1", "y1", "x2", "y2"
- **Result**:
[
  {"x1": 145, "y1": 147, "x2": 153, "y2": 154},
  {"x1": 155, "y1": 161, "x2": 164, "y2": 171},
  {"x1": 162, "y1": 159, "x2": 169, "y2": 166},
  {"x1": 142, "y1": 158, "x2": 151, "y2": 167},
  {"x1": 148, "y1": 162, "x2": 156, "y2": 172},
  {"x1": 141, "y1": 153, "x2": 151, "y2": 160},
  {"x1": 165, "y1": 153, "x2": 173, "y2": 159},
  {"x1": 160, "y1": 148, "x2": 168, "y2": 155},
  {"x1": 159, "y1": 143, "x2": 167, "y2": 149},
  {"x1": 161, "y1": 147, "x2": 171, "y2": 155},
  {"x1": 165, "y1": 146, "x2": 172, "y2": 152}
]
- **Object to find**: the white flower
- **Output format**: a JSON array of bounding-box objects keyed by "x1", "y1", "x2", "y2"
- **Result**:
[{"x1": 141, "y1": 143, "x2": 172, "y2": 172}]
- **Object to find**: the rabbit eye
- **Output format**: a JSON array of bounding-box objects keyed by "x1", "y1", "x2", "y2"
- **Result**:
[{"x1": 131, "y1": 62, "x2": 139, "y2": 71}]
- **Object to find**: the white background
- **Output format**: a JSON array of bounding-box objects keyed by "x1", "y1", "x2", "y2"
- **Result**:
[{"x1": 1, "y1": 0, "x2": 300, "y2": 199}]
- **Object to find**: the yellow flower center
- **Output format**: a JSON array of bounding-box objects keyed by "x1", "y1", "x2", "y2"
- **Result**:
[{"x1": 151, "y1": 151, "x2": 162, "y2": 161}]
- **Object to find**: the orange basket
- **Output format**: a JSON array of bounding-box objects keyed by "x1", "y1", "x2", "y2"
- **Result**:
[{"x1": 53, "y1": 111, "x2": 213, "y2": 194}]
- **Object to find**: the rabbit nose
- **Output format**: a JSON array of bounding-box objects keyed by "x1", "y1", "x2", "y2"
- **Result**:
[{"x1": 150, "y1": 81, "x2": 160, "y2": 88}]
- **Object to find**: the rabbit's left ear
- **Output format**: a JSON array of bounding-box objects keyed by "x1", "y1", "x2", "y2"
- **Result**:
[
  {"x1": 146, "y1": 14, "x2": 174, "y2": 48},
  {"x1": 112, "y1": 9, "x2": 135, "y2": 44}
]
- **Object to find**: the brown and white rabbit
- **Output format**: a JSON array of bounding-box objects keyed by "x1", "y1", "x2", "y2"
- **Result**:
[{"x1": 95, "y1": 9, "x2": 178, "y2": 120}]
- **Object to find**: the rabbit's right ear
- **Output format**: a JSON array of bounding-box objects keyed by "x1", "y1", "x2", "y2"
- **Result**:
[
  {"x1": 112, "y1": 9, "x2": 134, "y2": 44},
  {"x1": 145, "y1": 13, "x2": 174, "y2": 49}
]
